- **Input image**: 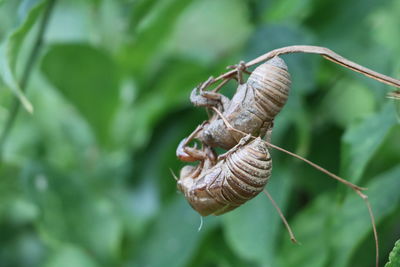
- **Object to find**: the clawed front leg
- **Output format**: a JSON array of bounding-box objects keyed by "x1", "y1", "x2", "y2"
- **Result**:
[
  {"x1": 178, "y1": 140, "x2": 207, "y2": 161},
  {"x1": 176, "y1": 122, "x2": 209, "y2": 162},
  {"x1": 190, "y1": 76, "x2": 224, "y2": 107},
  {"x1": 190, "y1": 77, "x2": 232, "y2": 111}
]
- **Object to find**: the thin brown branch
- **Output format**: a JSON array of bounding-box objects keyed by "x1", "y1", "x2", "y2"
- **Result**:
[{"x1": 213, "y1": 45, "x2": 400, "y2": 89}]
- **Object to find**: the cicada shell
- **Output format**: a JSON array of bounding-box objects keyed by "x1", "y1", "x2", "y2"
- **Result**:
[
  {"x1": 197, "y1": 57, "x2": 291, "y2": 150},
  {"x1": 177, "y1": 135, "x2": 272, "y2": 216}
]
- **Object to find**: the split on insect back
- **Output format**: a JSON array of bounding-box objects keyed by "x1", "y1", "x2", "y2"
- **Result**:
[{"x1": 175, "y1": 45, "x2": 400, "y2": 267}]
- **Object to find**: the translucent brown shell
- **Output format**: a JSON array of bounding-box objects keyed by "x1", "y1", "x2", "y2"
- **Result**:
[
  {"x1": 178, "y1": 137, "x2": 272, "y2": 216},
  {"x1": 248, "y1": 57, "x2": 291, "y2": 123}
]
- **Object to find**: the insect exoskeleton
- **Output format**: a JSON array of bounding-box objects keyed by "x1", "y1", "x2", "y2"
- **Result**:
[
  {"x1": 196, "y1": 56, "x2": 291, "y2": 150},
  {"x1": 177, "y1": 135, "x2": 272, "y2": 216}
]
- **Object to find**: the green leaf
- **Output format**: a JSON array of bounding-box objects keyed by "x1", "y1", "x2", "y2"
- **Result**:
[
  {"x1": 44, "y1": 244, "x2": 98, "y2": 267},
  {"x1": 276, "y1": 194, "x2": 332, "y2": 267},
  {"x1": 263, "y1": 0, "x2": 313, "y2": 23},
  {"x1": 277, "y1": 165, "x2": 400, "y2": 267},
  {"x1": 132, "y1": 196, "x2": 218, "y2": 267},
  {"x1": 188, "y1": 229, "x2": 252, "y2": 267},
  {"x1": 128, "y1": 59, "x2": 208, "y2": 148},
  {"x1": 222, "y1": 165, "x2": 292, "y2": 266},
  {"x1": 128, "y1": 0, "x2": 159, "y2": 30},
  {"x1": 40, "y1": 44, "x2": 120, "y2": 145},
  {"x1": 385, "y1": 240, "x2": 400, "y2": 267},
  {"x1": 0, "y1": 0, "x2": 46, "y2": 112},
  {"x1": 118, "y1": 0, "x2": 194, "y2": 78},
  {"x1": 341, "y1": 102, "x2": 398, "y2": 183},
  {"x1": 330, "y1": 165, "x2": 400, "y2": 267},
  {"x1": 21, "y1": 163, "x2": 122, "y2": 261},
  {"x1": 370, "y1": 1, "x2": 400, "y2": 55},
  {"x1": 7, "y1": 1, "x2": 43, "y2": 72},
  {"x1": 169, "y1": 0, "x2": 251, "y2": 64},
  {"x1": 0, "y1": 164, "x2": 21, "y2": 220},
  {"x1": 78, "y1": 199, "x2": 122, "y2": 260},
  {"x1": 305, "y1": 0, "x2": 391, "y2": 48},
  {"x1": 245, "y1": 24, "x2": 316, "y2": 94},
  {"x1": 319, "y1": 78, "x2": 376, "y2": 128}
]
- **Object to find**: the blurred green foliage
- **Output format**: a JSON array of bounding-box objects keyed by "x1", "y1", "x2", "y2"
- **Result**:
[
  {"x1": 0, "y1": 0, "x2": 399, "y2": 267},
  {"x1": 385, "y1": 240, "x2": 400, "y2": 267}
]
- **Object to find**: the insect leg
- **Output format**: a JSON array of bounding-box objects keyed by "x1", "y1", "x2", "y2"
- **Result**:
[
  {"x1": 211, "y1": 106, "x2": 365, "y2": 191},
  {"x1": 190, "y1": 77, "x2": 218, "y2": 107},
  {"x1": 190, "y1": 89, "x2": 220, "y2": 108},
  {"x1": 211, "y1": 106, "x2": 379, "y2": 267},
  {"x1": 190, "y1": 77, "x2": 231, "y2": 109},
  {"x1": 227, "y1": 60, "x2": 251, "y2": 84},
  {"x1": 179, "y1": 143, "x2": 207, "y2": 161},
  {"x1": 176, "y1": 122, "x2": 209, "y2": 162},
  {"x1": 263, "y1": 189, "x2": 298, "y2": 244},
  {"x1": 210, "y1": 78, "x2": 230, "y2": 93}
]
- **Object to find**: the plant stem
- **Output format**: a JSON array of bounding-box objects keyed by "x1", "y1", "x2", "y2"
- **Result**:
[
  {"x1": 0, "y1": 0, "x2": 56, "y2": 162},
  {"x1": 214, "y1": 45, "x2": 400, "y2": 88}
]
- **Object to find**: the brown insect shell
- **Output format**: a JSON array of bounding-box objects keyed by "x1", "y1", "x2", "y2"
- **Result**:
[
  {"x1": 178, "y1": 136, "x2": 272, "y2": 216},
  {"x1": 198, "y1": 57, "x2": 291, "y2": 150}
]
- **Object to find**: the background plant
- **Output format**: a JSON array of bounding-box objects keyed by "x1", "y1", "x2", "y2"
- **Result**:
[{"x1": 0, "y1": 0, "x2": 399, "y2": 267}]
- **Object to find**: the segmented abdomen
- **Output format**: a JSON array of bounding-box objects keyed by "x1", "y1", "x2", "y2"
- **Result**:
[
  {"x1": 202, "y1": 137, "x2": 272, "y2": 215},
  {"x1": 222, "y1": 138, "x2": 271, "y2": 202},
  {"x1": 248, "y1": 57, "x2": 291, "y2": 122}
]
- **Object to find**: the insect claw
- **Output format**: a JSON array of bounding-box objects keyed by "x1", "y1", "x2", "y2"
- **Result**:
[
  {"x1": 225, "y1": 61, "x2": 250, "y2": 84},
  {"x1": 226, "y1": 60, "x2": 246, "y2": 69},
  {"x1": 200, "y1": 76, "x2": 215, "y2": 90},
  {"x1": 217, "y1": 153, "x2": 227, "y2": 161},
  {"x1": 243, "y1": 69, "x2": 252, "y2": 75},
  {"x1": 226, "y1": 64, "x2": 236, "y2": 70}
]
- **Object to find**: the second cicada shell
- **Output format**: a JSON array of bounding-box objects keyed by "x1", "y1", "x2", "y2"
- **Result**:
[
  {"x1": 177, "y1": 135, "x2": 272, "y2": 216},
  {"x1": 197, "y1": 57, "x2": 291, "y2": 150}
]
